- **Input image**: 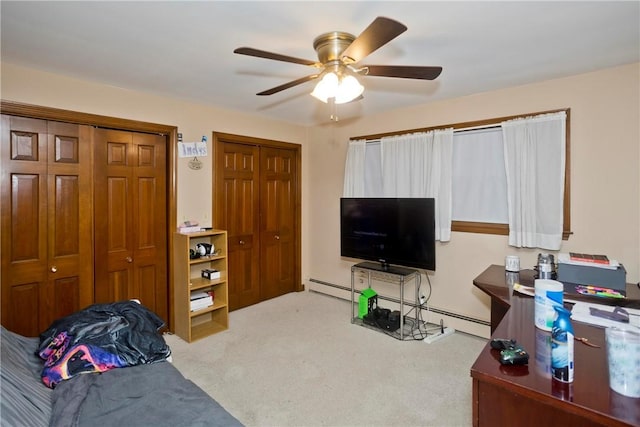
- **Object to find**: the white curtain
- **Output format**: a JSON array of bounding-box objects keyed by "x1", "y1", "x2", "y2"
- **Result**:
[
  {"x1": 342, "y1": 139, "x2": 367, "y2": 197},
  {"x1": 502, "y1": 111, "x2": 566, "y2": 250},
  {"x1": 380, "y1": 129, "x2": 454, "y2": 241}
]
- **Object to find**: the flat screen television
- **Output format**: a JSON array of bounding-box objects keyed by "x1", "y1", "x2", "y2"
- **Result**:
[{"x1": 340, "y1": 198, "x2": 436, "y2": 271}]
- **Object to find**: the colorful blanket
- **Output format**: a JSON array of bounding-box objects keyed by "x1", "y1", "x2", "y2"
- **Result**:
[{"x1": 38, "y1": 300, "x2": 171, "y2": 388}]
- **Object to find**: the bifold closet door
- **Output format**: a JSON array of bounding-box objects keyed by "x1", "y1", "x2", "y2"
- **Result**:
[
  {"x1": 216, "y1": 141, "x2": 261, "y2": 310},
  {"x1": 260, "y1": 147, "x2": 296, "y2": 300},
  {"x1": 0, "y1": 116, "x2": 93, "y2": 336},
  {"x1": 93, "y1": 128, "x2": 168, "y2": 322},
  {"x1": 214, "y1": 135, "x2": 300, "y2": 311}
]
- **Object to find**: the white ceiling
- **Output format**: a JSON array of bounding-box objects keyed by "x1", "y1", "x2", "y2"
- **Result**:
[{"x1": 1, "y1": 1, "x2": 639, "y2": 126}]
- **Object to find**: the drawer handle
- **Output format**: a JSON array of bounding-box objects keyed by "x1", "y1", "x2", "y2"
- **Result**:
[
  {"x1": 126, "y1": 256, "x2": 133, "y2": 263},
  {"x1": 239, "y1": 240, "x2": 245, "y2": 245},
  {"x1": 51, "y1": 266, "x2": 57, "y2": 273}
]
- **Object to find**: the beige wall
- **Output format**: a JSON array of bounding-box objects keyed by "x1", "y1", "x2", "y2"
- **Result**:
[
  {"x1": 2, "y1": 61, "x2": 638, "y2": 337},
  {"x1": 0, "y1": 62, "x2": 310, "y2": 230},
  {"x1": 305, "y1": 62, "x2": 639, "y2": 336}
]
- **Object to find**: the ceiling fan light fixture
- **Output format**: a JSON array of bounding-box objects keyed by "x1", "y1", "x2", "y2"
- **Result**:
[
  {"x1": 310, "y1": 72, "x2": 339, "y2": 102},
  {"x1": 335, "y1": 75, "x2": 364, "y2": 104},
  {"x1": 310, "y1": 72, "x2": 364, "y2": 104}
]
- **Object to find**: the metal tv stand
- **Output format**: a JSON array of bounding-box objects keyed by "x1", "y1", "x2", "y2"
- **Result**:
[{"x1": 350, "y1": 262, "x2": 421, "y2": 340}]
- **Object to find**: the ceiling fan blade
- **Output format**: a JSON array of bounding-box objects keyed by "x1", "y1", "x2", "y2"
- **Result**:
[
  {"x1": 234, "y1": 47, "x2": 320, "y2": 67},
  {"x1": 362, "y1": 65, "x2": 443, "y2": 80},
  {"x1": 341, "y1": 17, "x2": 407, "y2": 64},
  {"x1": 257, "y1": 74, "x2": 320, "y2": 96}
]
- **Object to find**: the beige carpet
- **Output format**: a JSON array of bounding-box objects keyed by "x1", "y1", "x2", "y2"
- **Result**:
[{"x1": 164, "y1": 291, "x2": 487, "y2": 427}]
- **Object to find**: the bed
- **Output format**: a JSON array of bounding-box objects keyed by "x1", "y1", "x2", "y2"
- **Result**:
[{"x1": 0, "y1": 301, "x2": 242, "y2": 427}]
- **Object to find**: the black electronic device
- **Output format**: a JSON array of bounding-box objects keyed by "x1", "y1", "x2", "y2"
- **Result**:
[
  {"x1": 340, "y1": 198, "x2": 436, "y2": 271},
  {"x1": 363, "y1": 307, "x2": 401, "y2": 332},
  {"x1": 196, "y1": 243, "x2": 215, "y2": 256},
  {"x1": 499, "y1": 347, "x2": 529, "y2": 365},
  {"x1": 490, "y1": 338, "x2": 529, "y2": 365},
  {"x1": 490, "y1": 338, "x2": 517, "y2": 350}
]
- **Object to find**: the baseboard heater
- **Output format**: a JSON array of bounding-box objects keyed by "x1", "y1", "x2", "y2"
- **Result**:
[{"x1": 308, "y1": 277, "x2": 490, "y2": 327}]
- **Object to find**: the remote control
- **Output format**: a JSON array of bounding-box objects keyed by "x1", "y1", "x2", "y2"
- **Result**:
[
  {"x1": 490, "y1": 338, "x2": 517, "y2": 350},
  {"x1": 499, "y1": 347, "x2": 529, "y2": 365}
]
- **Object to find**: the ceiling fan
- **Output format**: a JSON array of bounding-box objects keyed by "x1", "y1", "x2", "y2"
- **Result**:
[{"x1": 233, "y1": 17, "x2": 442, "y2": 105}]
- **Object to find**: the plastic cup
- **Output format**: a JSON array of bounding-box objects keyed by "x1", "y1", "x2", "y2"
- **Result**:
[
  {"x1": 605, "y1": 326, "x2": 640, "y2": 398},
  {"x1": 505, "y1": 255, "x2": 520, "y2": 272}
]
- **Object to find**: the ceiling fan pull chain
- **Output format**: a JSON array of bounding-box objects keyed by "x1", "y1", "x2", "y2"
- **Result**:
[{"x1": 329, "y1": 98, "x2": 339, "y2": 122}]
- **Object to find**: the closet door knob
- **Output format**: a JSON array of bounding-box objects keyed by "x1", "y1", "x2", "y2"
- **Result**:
[
  {"x1": 51, "y1": 266, "x2": 57, "y2": 273},
  {"x1": 275, "y1": 235, "x2": 280, "y2": 240},
  {"x1": 126, "y1": 256, "x2": 133, "y2": 263}
]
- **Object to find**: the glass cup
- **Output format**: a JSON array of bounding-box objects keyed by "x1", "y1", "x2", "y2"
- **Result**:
[{"x1": 605, "y1": 326, "x2": 640, "y2": 398}]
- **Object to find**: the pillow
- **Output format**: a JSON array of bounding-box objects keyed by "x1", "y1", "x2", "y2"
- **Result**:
[{"x1": 1, "y1": 326, "x2": 53, "y2": 426}]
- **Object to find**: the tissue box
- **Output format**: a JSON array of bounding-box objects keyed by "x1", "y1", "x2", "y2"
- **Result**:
[{"x1": 557, "y1": 263, "x2": 626, "y2": 293}]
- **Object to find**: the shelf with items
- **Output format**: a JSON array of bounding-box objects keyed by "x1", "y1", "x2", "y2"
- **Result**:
[
  {"x1": 173, "y1": 229, "x2": 228, "y2": 343},
  {"x1": 350, "y1": 262, "x2": 421, "y2": 340},
  {"x1": 189, "y1": 255, "x2": 225, "y2": 266},
  {"x1": 190, "y1": 274, "x2": 227, "y2": 291}
]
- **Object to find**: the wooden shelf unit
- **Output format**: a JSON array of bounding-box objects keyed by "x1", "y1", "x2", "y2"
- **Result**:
[{"x1": 173, "y1": 230, "x2": 229, "y2": 342}]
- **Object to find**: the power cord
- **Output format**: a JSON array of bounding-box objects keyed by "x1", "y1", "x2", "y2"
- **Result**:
[
  {"x1": 388, "y1": 272, "x2": 440, "y2": 341},
  {"x1": 363, "y1": 271, "x2": 443, "y2": 341},
  {"x1": 412, "y1": 272, "x2": 445, "y2": 340}
]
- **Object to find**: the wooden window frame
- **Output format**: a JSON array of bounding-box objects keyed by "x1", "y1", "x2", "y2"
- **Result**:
[{"x1": 351, "y1": 108, "x2": 572, "y2": 240}]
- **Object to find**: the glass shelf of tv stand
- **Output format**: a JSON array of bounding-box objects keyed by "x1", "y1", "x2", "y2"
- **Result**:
[
  {"x1": 351, "y1": 316, "x2": 418, "y2": 340},
  {"x1": 350, "y1": 262, "x2": 421, "y2": 340}
]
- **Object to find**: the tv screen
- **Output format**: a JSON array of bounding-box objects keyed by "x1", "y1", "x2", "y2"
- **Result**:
[{"x1": 340, "y1": 198, "x2": 436, "y2": 271}]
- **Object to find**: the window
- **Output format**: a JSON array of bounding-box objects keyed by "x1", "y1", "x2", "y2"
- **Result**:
[
  {"x1": 451, "y1": 127, "x2": 507, "y2": 224},
  {"x1": 349, "y1": 109, "x2": 571, "y2": 240}
]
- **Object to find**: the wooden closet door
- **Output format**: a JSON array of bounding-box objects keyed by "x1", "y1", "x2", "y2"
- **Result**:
[
  {"x1": 46, "y1": 121, "x2": 94, "y2": 317},
  {"x1": 132, "y1": 131, "x2": 168, "y2": 319},
  {"x1": 215, "y1": 141, "x2": 261, "y2": 310},
  {"x1": 260, "y1": 147, "x2": 296, "y2": 300},
  {"x1": 93, "y1": 129, "x2": 168, "y2": 322},
  {"x1": 1, "y1": 116, "x2": 93, "y2": 336},
  {"x1": 213, "y1": 133, "x2": 301, "y2": 311}
]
